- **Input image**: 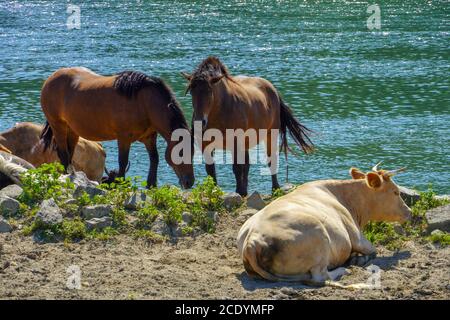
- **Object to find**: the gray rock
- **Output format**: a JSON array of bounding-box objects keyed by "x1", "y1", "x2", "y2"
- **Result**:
[
  {"x1": 85, "y1": 216, "x2": 112, "y2": 231},
  {"x1": 182, "y1": 212, "x2": 193, "y2": 225},
  {"x1": 35, "y1": 199, "x2": 63, "y2": 226},
  {"x1": 281, "y1": 183, "x2": 296, "y2": 193},
  {"x1": 223, "y1": 192, "x2": 243, "y2": 210},
  {"x1": 64, "y1": 198, "x2": 78, "y2": 206},
  {"x1": 426, "y1": 204, "x2": 450, "y2": 233},
  {"x1": 61, "y1": 171, "x2": 98, "y2": 188},
  {"x1": 430, "y1": 229, "x2": 444, "y2": 236},
  {"x1": 240, "y1": 208, "x2": 258, "y2": 218},
  {"x1": 398, "y1": 186, "x2": 420, "y2": 207},
  {"x1": 81, "y1": 204, "x2": 112, "y2": 220},
  {"x1": 246, "y1": 191, "x2": 266, "y2": 210},
  {"x1": 0, "y1": 196, "x2": 20, "y2": 216},
  {"x1": 435, "y1": 195, "x2": 450, "y2": 202},
  {"x1": 0, "y1": 185, "x2": 23, "y2": 200},
  {"x1": 207, "y1": 211, "x2": 219, "y2": 223},
  {"x1": 0, "y1": 217, "x2": 13, "y2": 233},
  {"x1": 181, "y1": 191, "x2": 192, "y2": 202},
  {"x1": 124, "y1": 192, "x2": 149, "y2": 210},
  {"x1": 73, "y1": 185, "x2": 107, "y2": 199},
  {"x1": 150, "y1": 216, "x2": 171, "y2": 236},
  {"x1": 171, "y1": 224, "x2": 183, "y2": 237}
]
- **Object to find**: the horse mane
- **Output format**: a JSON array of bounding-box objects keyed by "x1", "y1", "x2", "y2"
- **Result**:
[
  {"x1": 114, "y1": 70, "x2": 188, "y2": 131},
  {"x1": 191, "y1": 56, "x2": 232, "y2": 81},
  {"x1": 114, "y1": 70, "x2": 158, "y2": 98}
]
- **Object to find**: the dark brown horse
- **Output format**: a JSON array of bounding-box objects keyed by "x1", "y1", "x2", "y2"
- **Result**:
[
  {"x1": 40, "y1": 67, "x2": 194, "y2": 188},
  {"x1": 182, "y1": 57, "x2": 313, "y2": 196}
]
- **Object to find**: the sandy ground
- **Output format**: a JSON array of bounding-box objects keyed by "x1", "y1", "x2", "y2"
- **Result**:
[{"x1": 0, "y1": 208, "x2": 449, "y2": 300}]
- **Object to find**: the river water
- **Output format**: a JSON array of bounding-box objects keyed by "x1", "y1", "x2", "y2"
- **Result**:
[{"x1": 0, "y1": 1, "x2": 448, "y2": 193}]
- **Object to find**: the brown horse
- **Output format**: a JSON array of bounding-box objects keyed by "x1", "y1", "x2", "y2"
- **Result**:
[
  {"x1": 182, "y1": 57, "x2": 313, "y2": 196},
  {"x1": 40, "y1": 67, "x2": 194, "y2": 189},
  {"x1": 1, "y1": 122, "x2": 106, "y2": 182}
]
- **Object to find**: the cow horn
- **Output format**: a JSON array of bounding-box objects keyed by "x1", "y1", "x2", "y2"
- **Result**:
[
  {"x1": 104, "y1": 167, "x2": 110, "y2": 175},
  {"x1": 372, "y1": 161, "x2": 383, "y2": 172},
  {"x1": 385, "y1": 167, "x2": 407, "y2": 177},
  {"x1": 126, "y1": 161, "x2": 131, "y2": 173}
]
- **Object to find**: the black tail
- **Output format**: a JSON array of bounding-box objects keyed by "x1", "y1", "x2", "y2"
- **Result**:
[
  {"x1": 279, "y1": 98, "x2": 314, "y2": 156},
  {"x1": 40, "y1": 121, "x2": 54, "y2": 152}
]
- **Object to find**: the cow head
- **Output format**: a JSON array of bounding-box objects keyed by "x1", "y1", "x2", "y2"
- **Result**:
[{"x1": 349, "y1": 163, "x2": 411, "y2": 223}]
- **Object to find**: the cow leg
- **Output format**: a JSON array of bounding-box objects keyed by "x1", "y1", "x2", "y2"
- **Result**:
[
  {"x1": 142, "y1": 133, "x2": 158, "y2": 188},
  {"x1": 311, "y1": 265, "x2": 349, "y2": 283},
  {"x1": 265, "y1": 131, "x2": 280, "y2": 191},
  {"x1": 348, "y1": 233, "x2": 377, "y2": 266},
  {"x1": 117, "y1": 139, "x2": 131, "y2": 178}
]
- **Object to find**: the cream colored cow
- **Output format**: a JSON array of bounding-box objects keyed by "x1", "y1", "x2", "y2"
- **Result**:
[{"x1": 237, "y1": 165, "x2": 411, "y2": 284}]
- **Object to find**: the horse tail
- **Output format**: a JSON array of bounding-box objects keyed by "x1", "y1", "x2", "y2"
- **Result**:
[
  {"x1": 40, "y1": 121, "x2": 54, "y2": 152},
  {"x1": 279, "y1": 97, "x2": 314, "y2": 158}
]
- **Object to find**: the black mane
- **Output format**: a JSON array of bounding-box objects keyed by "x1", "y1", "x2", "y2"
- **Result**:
[
  {"x1": 114, "y1": 70, "x2": 188, "y2": 131},
  {"x1": 114, "y1": 70, "x2": 157, "y2": 98},
  {"x1": 191, "y1": 56, "x2": 231, "y2": 81}
]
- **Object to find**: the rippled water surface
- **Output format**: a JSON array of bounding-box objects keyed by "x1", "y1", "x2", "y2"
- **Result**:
[{"x1": 0, "y1": 1, "x2": 448, "y2": 193}]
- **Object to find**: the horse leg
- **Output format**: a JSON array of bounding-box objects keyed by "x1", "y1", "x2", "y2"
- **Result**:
[
  {"x1": 51, "y1": 122, "x2": 70, "y2": 170},
  {"x1": 266, "y1": 131, "x2": 280, "y2": 191},
  {"x1": 242, "y1": 149, "x2": 250, "y2": 197},
  {"x1": 66, "y1": 128, "x2": 79, "y2": 172},
  {"x1": 117, "y1": 139, "x2": 131, "y2": 178},
  {"x1": 232, "y1": 148, "x2": 247, "y2": 197},
  {"x1": 204, "y1": 147, "x2": 217, "y2": 183},
  {"x1": 142, "y1": 133, "x2": 159, "y2": 188}
]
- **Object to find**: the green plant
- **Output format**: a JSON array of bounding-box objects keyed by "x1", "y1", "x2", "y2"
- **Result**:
[
  {"x1": 87, "y1": 227, "x2": 118, "y2": 241},
  {"x1": 148, "y1": 185, "x2": 186, "y2": 225},
  {"x1": 427, "y1": 232, "x2": 450, "y2": 246},
  {"x1": 133, "y1": 229, "x2": 167, "y2": 243},
  {"x1": 364, "y1": 221, "x2": 404, "y2": 251},
  {"x1": 190, "y1": 176, "x2": 224, "y2": 212},
  {"x1": 136, "y1": 205, "x2": 159, "y2": 228},
  {"x1": 271, "y1": 188, "x2": 285, "y2": 200},
  {"x1": 61, "y1": 218, "x2": 87, "y2": 242},
  {"x1": 19, "y1": 162, "x2": 74, "y2": 206}
]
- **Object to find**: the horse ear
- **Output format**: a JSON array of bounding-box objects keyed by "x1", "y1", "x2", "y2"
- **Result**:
[
  {"x1": 210, "y1": 75, "x2": 224, "y2": 84},
  {"x1": 180, "y1": 72, "x2": 192, "y2": 81}
]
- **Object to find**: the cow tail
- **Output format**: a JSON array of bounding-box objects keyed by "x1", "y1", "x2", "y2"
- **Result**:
[{"x1": 242, "y1": 235, "x2": 280, "y2": 282}]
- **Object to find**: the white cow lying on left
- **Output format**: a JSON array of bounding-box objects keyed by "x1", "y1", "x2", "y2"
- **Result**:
[{"x1": 237, "y1": 164, "x2": 411, "y2": 285}]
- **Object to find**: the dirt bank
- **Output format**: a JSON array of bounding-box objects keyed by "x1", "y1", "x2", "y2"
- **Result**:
[{"x1": 0, "y1": 208, "x2": 448, "y2": 300}]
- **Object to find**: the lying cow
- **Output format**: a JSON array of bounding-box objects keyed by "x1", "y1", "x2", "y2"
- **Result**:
[
  {"x1": 0, "y1": 151, "x2": 35, "y2": 188},
  {"x1": 0, "y1": 122, "x2": 106, "y2": 182},
  {"x1": 237, "y1": 164, "x2": 411, "y2": 285}
]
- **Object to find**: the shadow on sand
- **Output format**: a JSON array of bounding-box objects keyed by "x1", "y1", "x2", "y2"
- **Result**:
[{"x1": 238, "y1": 250, "x2": 412, "y2": 292}]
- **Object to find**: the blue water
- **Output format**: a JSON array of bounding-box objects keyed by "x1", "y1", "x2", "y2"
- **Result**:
[{"x1": 0, "y1": 1, "x2": 449, "y2": 193}]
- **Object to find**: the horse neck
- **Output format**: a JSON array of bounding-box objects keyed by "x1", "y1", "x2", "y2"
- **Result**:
[
  {"x1": 151, "y1": 95, "x2": 188, "y2": 143},
  {"x1": 210, "y1": 78, "x2": 233, "y2": 118}
]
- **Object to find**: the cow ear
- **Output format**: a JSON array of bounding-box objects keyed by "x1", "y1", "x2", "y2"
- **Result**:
[
  {"x1": 366, "y1": 172, "x2": 383, "y2": 189},
  {"x1": 350, "y1": 167, "x2": 365, "y2": 180}
]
